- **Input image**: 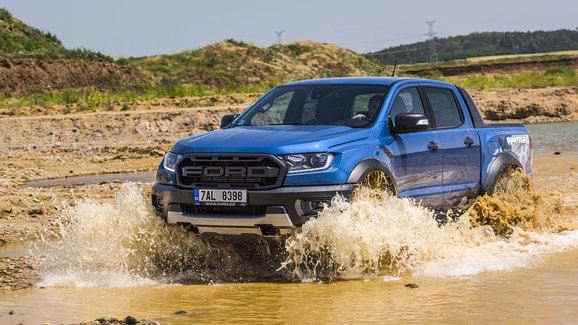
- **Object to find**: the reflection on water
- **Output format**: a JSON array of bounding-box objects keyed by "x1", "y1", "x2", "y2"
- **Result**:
[{"x1": 526, "y1": 121, "x2": 578, "y2": 154}]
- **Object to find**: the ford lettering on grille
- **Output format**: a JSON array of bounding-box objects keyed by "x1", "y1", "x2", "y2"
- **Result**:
[
  {"x1": 181, "y1": 166, "x2": 279, "y2": 177},
  {"x1": 176, "y1": 154, "x2": 286, "y2": 189}
]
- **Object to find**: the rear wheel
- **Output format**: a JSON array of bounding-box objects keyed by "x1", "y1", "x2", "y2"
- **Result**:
[
  {"x1": 489, "y1": 165, "x2": 532, "y2": 196},
  {"x1": 469, "y1": 165, "x2": 536, "y2": 236}
]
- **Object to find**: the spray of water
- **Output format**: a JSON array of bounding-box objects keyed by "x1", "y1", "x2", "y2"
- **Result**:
[
  {"x1": 468, "y1": 168, "x2": 542, "y2": 235},
  {"x1": 33, "y1": 173, "x2": 578, "y2": 286},
  {"x1": 282, "y1": 176, "x2": 578, "y2": 281},
  {"x1": 33, "y1": 184, "x2": 247, "y2": 287}
]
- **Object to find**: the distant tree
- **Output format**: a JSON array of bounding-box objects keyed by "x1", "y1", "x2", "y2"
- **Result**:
[{"x1": 367, "y1": 29, "x2": 578, "y2": 64}]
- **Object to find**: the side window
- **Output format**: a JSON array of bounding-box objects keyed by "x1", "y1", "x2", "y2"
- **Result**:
[
  {"x1": 251, "y1": 91, "x2": 294, "y2": 125},
  {"x1": 388, "y1": 88, "x2": 426, "y2": 126},
  {"x1": 423, "y1": 88, "x2": 463, "y2": 128}
]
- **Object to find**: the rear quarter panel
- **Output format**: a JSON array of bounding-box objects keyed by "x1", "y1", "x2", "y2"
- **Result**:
[{"x1": 477, "y1": 125, "x2": 532, "y2": 184}]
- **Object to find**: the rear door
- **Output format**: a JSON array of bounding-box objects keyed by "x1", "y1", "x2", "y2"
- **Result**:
[
  {"x1": 386, "y1": 87, "x2": 443, "y2": 206},
  {"x1": 421, "y1": 86, "x2": 481, "y2": 208}
]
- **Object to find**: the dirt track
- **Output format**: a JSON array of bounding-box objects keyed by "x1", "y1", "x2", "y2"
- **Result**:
[{"x1": 0, "y1": 104, "x2": 243, "y2": 248}]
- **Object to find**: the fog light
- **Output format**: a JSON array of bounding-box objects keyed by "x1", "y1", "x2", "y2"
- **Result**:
[
  {"x1": 151, "y1": 194, "x2": 164, "y2": 213},
  {"x1": 301, "y1": 199, "x2": 330, "y2": 215},
  {"x1": 258, "y1": 224, "x2": 279, "y2": 236}
]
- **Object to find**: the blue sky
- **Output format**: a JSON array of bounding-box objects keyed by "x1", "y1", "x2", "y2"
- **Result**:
[{"x1": 1, "y1": 0, "x2": 576, "y2": 57}]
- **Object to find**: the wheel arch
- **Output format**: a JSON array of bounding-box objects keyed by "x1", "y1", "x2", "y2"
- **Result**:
[
  {"x1": 346, "y1": 158, "x2": 397, "y2": 192},
  {"x1": 483, "y1": 152, "x2": 523, "y2": 195}
]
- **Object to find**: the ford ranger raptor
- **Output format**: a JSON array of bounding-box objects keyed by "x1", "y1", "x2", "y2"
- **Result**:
[{"x1": 151, "y1": 77, "x2": 532, "y2": 237}]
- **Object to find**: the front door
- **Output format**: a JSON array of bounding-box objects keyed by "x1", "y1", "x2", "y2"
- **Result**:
[{"x1": 385, "y1": 87, "x2": 443, "y2": 206}]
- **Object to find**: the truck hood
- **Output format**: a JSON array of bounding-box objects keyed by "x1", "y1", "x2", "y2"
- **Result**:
[{"x1": 171, "y1": 125, "x2": 371, "y2": 154}]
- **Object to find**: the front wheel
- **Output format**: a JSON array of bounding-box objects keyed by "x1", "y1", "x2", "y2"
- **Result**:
[{"x1": 353, "y1": 170, "x2": 396, "y2": 202}]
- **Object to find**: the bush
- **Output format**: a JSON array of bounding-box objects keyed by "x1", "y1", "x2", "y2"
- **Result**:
[{"x1": 545, "y1": 65, "x2": 576, "y2": 77}]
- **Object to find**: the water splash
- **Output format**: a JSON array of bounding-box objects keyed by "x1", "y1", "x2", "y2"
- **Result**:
[
  {"x1": 33, "y1": 177, "x2": 578, "y2": 286},
  {"x1": 33, "y1": 184, "x2": 249, "y2": 287},
  {"x1": 282, "y1": 183, "x2": 578, "y2": 281},
  {"x1": 468, "y1": 168, "x2": 543, "y2": 235}
]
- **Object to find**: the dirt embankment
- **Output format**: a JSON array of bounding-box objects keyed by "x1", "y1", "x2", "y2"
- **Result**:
[
  {"x1": 0, "y1": 57, "x2": 144, "y2": 95},
  {"x1": 0, "y1": 92, "x2": 260, "y2": 117},
  {"x1": 403, "y1": 57, "x2": 578, "y2": 77},
  {"x1": 469, "y1": 87, "x2": 578, "y2": 122},
  {"x1": 1, "y1": 86, "x2": 575, "y2": 123}
]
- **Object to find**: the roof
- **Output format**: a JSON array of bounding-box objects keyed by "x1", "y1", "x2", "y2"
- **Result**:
[{"x1": 282, "y1": 76, "x2": 452, "y2": 87}]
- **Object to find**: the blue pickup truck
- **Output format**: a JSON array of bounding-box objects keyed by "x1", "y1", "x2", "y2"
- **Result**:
[{"x1": 152, "y1": 77, "x2": 532, "y2": 236}]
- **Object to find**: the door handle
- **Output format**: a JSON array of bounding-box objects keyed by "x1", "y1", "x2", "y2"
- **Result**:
[
  {"x1": 427, "y1": 141, "x2": 439, "y2": 151},
  {"x1": 464, "y1": 137, "x2": 474, "y2": 146}
]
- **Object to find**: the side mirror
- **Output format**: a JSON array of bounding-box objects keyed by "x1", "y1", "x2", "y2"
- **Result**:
[
  {"x1": 391, "y1": 113, "x2": 429, "y2": 134},
  {"x1": 220, "y1": 114, "x2": 239, "y2": 129}
]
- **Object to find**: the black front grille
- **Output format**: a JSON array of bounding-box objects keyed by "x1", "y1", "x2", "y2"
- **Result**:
[
  {"x1": 176, "y1": 154, "x2": 286, "y2": 189},
  {"x1": 181, "y1": 204, "x2": 267, "y2": 216}
]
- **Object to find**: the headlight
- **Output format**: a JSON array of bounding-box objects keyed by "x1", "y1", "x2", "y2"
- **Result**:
[
  {"x1": 162, "y1": 152, "x2": 182, "y2": 172},
  {"x1": 278, "y1": 153, "x2": 334, "y2": 174}
]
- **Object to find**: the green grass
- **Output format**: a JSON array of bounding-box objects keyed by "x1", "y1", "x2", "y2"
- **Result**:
[
  {"x1": 0, "y1": 82, "x2": 272, "y2": 110},
  {"x1": 1, "y1": 65, "x2": 576, "y2": 110},
  {"x1": 0, "y1": 8, "x2": 112, "y2": 61},
  {"x1": 442, "y1": 65, "x2": 577, "y2": 89}
]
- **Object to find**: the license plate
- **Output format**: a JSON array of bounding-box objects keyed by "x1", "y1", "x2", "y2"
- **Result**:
[{"x1": 194, "y1": 189, "x2": 247, "y2": 206}]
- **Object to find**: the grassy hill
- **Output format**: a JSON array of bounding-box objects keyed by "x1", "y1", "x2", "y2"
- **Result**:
[
  {"x1": 368, "y1": 29, "x2": 578, "y2": 65},
  {"x1": 0, "y1": 7, "x2": 576, "y2": 111},
  {"x1": 0, "y1": 39, "x2": 388, "y2": 110},
  {"x1": 0, "y1": 8, "x2": 110, "y2": 60},
  {"x1": 129, "y1": 40, "x2": 388, "y2": 92}
]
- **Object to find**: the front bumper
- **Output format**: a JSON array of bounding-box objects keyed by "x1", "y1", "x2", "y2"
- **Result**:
[{"x1": 151, "y1": 183, "x2": 354, "y2": 236}]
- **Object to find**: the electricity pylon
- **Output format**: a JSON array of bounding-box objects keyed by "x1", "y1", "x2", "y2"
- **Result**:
[
  {"x1": 274, "y1": 30, "x2": 285, "y2": 44},
  {"x1": 424, "y1": 20, "x2": 439, "y2": 62}
]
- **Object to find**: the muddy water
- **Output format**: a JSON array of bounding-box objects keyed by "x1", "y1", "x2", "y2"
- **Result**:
[
  {"x1": 526, "y1": 121, "x2": 578, "y2": 154},
  {"x1": 1, "y1": 122, "x2": 578, "y2": 324},
  {"x1": 2, "y1": 249, "x2": 578, "y2": 324}
]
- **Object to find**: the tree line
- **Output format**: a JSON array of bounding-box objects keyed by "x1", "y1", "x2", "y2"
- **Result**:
[{"x1": 366, "y1": 29, "x2": 578, "y2": 64}]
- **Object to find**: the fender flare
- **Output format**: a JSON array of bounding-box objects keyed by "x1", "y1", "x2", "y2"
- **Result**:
[
  {"x1": 346, "y1": 159, "x2": 397, "y2": 192},
  {"x1": 482, "y1": 151, "x2": 523, "y2": 195}
]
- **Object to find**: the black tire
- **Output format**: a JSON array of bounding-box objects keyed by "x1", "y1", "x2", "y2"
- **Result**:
[
  {"x1": 352, "y1": 170, "x2": 397, "y2": 203},
  {"x1": 488, "y1": 165, "x2": 530, "y2": 196}
]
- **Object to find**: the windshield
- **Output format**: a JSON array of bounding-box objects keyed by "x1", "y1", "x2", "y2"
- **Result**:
[{"x1": 232, "y1": 84, "x2": 389, "y2": 128}]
